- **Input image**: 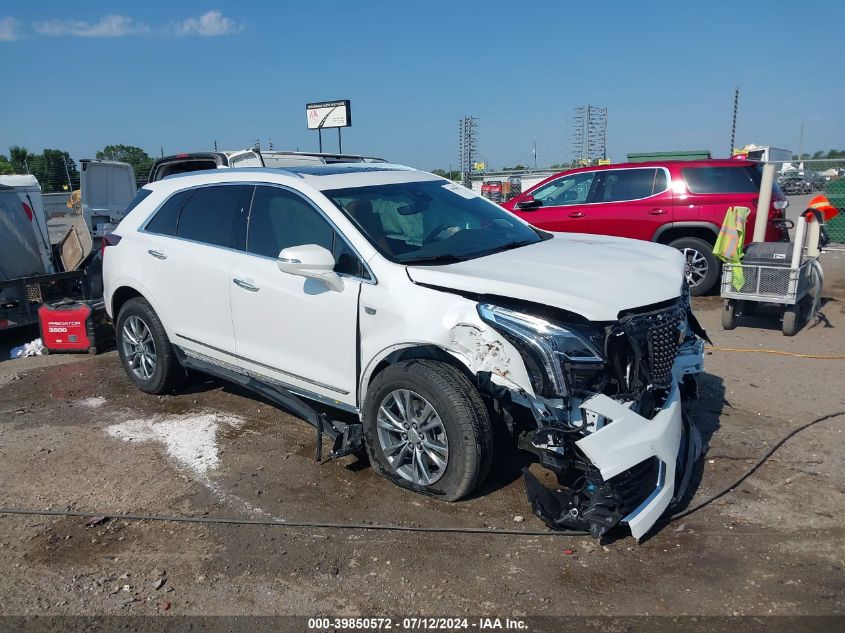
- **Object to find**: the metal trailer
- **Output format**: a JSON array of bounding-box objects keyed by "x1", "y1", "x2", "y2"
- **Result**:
[
  {"x1": 720, "y1": 214, "x2": 825, "y2": 336},
  {"x1": 0, "y1": 269, "x2": 96, "y2": 331}
]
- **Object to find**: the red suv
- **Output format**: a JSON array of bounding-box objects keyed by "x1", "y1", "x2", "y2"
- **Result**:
[{"x1": 502, "y1": 160, "x2": 787, "y2": 295}]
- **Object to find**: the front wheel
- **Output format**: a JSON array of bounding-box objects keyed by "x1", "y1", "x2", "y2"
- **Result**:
[
  {"x1": 782, "y1": 304, "x2": 801, "y2": 337},
  {"x1": 362, "y1": 360, "x2": 493, "y2": 501},
  {"x1": 670, "y1": 237, "x2": 720, "y2": 296}
]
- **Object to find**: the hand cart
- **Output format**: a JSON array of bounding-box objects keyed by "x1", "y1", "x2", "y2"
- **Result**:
[{"x1": 720, "y1": 203, "x2": 833, "y2": 336}]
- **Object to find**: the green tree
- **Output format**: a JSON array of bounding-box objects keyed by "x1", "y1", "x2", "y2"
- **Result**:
[
  {"x1": 0, "y1": 154, "x2": 14, "y2": 175},
  {"x1": 431, "y1": 168, "x2": 461, "y2": 181},
  {"x1": 26, "y1": 149, "x2": 80, "y2": 193},
  {"x1": 8, "y1": 145, "x2": 29, "y2": 172},
  {"x1": 96, "y1": 144, "x2": 154, "y2": 184}
]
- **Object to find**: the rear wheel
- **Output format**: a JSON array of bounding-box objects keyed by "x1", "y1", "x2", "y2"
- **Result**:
[
  {"x1": 363, "y1": 360, "x2": 493, "y2": 501},
  {"x1": 116, "y1": 297, "x2": 186, "y2": 394},
  {"x1": 722, "y1": 300, "x2": 737, "y2": 330},
  {"x1": 670, "y1": 237, "x2": 720, "y2": 296}
]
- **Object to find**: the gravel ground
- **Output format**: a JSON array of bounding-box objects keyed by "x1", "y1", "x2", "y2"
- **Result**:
[{"x1": 0, "y1": 230, "x2": 843, "y2": 619}]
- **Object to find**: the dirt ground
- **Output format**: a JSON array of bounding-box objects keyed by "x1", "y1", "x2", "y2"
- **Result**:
[{"x1": 0, "y1": 246, "x2": 843, "y2": 620}]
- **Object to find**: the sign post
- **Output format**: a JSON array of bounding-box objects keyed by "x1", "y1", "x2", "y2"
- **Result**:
[{"x1": 306, "y1": 100, "x2": 351, "y2": 154}]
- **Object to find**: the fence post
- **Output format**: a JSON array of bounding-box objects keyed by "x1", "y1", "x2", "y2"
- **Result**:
[{"x1": 752, "y1": 162, "x2": 776, "y2": 243}]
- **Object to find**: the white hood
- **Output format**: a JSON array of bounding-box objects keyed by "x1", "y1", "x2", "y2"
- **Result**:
[{"x1": 406, "y1": 233, "x2": 686, "y2": 322}]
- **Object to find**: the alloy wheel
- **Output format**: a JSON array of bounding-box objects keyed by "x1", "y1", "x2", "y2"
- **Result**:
[
  {"x1": 681, "y1": 248, "x2": 709, "y2": 288},
  {"x1": 121, "y1": 315, "x2": 157, "y2": 381},
  {"x1": 376, "y1": 389, "x2": 449, "y2": 486}
]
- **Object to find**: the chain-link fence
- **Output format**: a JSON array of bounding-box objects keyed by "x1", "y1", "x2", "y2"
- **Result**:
[{"x1": 768, "y1": 159, "x2": 845, "y2": 244}]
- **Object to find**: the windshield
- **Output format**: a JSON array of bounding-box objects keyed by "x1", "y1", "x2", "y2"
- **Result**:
[{"x1": 323, "y1": 180, "x2": 545, "y2": 265}]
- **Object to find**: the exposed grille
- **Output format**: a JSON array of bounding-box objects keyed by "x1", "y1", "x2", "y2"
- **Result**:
[
  {"x1": 648, "y1": 313, "x2": 682, "y2": 387},
  {"x1": 623, "y1": 307, "x2": 682, "y2": 390}
]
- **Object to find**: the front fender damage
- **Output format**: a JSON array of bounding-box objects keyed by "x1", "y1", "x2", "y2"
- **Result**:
[{"x1": 448, "y1": 323, "x2": 533, "y2": 394}]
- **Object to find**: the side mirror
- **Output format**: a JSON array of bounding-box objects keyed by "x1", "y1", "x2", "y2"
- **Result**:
[
  {"x1": 277, "y1": 244, "x2": 344, "y2": 292},
  {"x1": 515, "y1": 195, "x2": 541, "y2": 210}
]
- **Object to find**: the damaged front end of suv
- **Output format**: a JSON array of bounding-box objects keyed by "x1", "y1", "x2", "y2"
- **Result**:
[{"x1": 476, "y1": 284, "x2": 706, "y2": 541}]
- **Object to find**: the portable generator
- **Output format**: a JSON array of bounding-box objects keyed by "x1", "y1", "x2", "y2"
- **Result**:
[{"x1": 38, "y1": 299, "x2": 114, "y2": 354}]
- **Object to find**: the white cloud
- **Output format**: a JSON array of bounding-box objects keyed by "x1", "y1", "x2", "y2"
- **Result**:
[
  {"x1": 34, "y1": 14, "x2": 150, "y2": 38},
  {"x1": 0, "y1": 16, "x2": 22, "y2": 41},
  {"x1": 171, "y1": 10, "x2": 243, "y2": 37}
]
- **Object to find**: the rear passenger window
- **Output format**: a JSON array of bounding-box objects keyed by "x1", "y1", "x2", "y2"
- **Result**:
[
  {"x1": 682, "y1": 167, "x2": 758, "y2": 194},
  {"x1": 597, "y1": 169, "x2": 659, "y2": 202},
  {"x1": 145, "y1": 190, "x2": 190, "y2": 236},
  {"x1": 248, "y1": 186, "x2": 368, "y2": 278},
  {"x1": 176, "y1": 185, "x2": 251, "y2": 249},
  {"x1": 652, "y1": 169, "x2": 667, "y2": 194}
]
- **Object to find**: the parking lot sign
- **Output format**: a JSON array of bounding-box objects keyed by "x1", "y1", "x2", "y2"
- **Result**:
[{"x1": 306, "y1": 100, "x2": 352, "y2": 130}]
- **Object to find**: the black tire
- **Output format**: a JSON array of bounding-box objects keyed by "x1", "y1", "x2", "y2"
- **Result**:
[
  {"x1": 670, "y1": 237, "x2": 720, "y2": 296},
  {"x1": 362, "y1": 360, "x2": 493, "y2": 501},
  {"x1": 782, "y1": 304, "x2": 800, "y2": 337},
  {"x1": 116, "y1": 297, "x2": 186, "y2": 394},
  {"x1": 721, "y1": 300, "x2": 737, "y2": 330}
]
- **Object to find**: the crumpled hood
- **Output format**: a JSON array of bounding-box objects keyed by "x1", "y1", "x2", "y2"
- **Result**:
[{"x1": 407, "y1": 233, "x2": 685, "y2": 321}]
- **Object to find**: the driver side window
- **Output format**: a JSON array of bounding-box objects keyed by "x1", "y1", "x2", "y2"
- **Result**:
[
  {"x1": 532, "y1": 172, "x2": 595, "y2": 207},
  {"x1": 247, "y1": 186, "x2": 369, "y2": 279}
]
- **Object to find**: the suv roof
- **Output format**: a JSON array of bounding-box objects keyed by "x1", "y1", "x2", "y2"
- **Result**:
[
  {"x1": 148, "y1": 149, "x2": 387, "y2": 183},
  {"x1": 558, "y1": 158, "x2": 758, "y2": 175},
  {"x1": 148, "y1": 163, "x2": 434, "y2": 193}
]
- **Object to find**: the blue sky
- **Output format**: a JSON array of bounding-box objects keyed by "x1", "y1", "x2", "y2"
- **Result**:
[{"x1": 1, "y1": 0, "x2": 842, "y2": 170}]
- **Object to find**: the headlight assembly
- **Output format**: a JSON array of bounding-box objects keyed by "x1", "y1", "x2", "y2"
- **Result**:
[{"x1": 477, "y1": 303, "x2": 603, "y2": 397}]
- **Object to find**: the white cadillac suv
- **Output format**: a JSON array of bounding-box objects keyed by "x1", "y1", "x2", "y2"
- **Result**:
[{"x1": 103, "y1": 164, "x2": 706, "y2": 540}]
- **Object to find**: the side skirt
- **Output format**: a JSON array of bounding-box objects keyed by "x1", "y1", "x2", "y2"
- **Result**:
[{"x1": 172, "y1": 347, "x2": 363, "y2": 461}]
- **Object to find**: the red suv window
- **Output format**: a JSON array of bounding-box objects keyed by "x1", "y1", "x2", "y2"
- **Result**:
[{"x1": 681, "y1": 166, "x2": 759, "y2": 194}]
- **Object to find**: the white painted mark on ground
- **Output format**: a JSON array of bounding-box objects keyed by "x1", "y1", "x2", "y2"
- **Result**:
[
  {"x1": 79, "y1": 396, "x2": 107, "y2": 409},
  {"x1": 106, "y1": 413, "x2": 244, "y2": 474}
]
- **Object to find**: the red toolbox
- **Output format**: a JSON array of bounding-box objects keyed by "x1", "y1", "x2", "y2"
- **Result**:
[{"x1": 38, "y1": 300, "x2": 114, "y2": 354}]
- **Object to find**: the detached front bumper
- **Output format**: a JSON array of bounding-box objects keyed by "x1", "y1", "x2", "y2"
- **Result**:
[
  {"x1": 576, "y1": 382, "x2": 700, "y2": 539},
  {"x1": 524, "y1": 380, "x2": 701, "y2": 541}
]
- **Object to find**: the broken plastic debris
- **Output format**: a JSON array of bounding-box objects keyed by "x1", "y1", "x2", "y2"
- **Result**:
[{"x1": 10, "y1": 338, "x2": 45, "y2": 359}]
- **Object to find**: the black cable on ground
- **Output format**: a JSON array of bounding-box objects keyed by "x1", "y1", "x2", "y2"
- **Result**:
[
  {"x1": 0, "y1": 411, "x2": 841, "y2": 537},
  {"x1": 0, "y1": 507, "x2": 588, "y2": 537},
  {"x1": 667, "y1": 410, "x2": 844, "y2": 521}
]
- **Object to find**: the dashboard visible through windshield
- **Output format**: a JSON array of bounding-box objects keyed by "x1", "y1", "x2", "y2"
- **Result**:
[{"x1": 324, "y1": 180, "x2": 545, "y2": 265}]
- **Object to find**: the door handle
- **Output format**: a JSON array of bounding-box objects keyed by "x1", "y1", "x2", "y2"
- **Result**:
[
  {"x1": 147, "y1": 249, "x2": 167, "y2": 259},
  {"x1": 568, "y1": 211, "x2": 586, "y2": 218},
  {"x1": 233, "y1": 277, "x2": 260, "y2": 292},
  {"x1": 649, "y1": 208, "x2": 667, "y2": 215}
]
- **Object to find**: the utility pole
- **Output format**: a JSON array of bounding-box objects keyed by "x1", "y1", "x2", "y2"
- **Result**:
[
  {"x1": 533, "y1": 141, "x2": 537, "y2": 170},
  {"x1": 572, "y1": 105, "x2": 607, "y2": 164},
  {"x1": 63, "y1": 156, "x2": 72, "y2": 191},
  {"x1": 730, "y1": 87, "x2": 739, "y2": 155},
  {"x1": 457, "y1": 116, "x2": 478, "y2": 187},
  {"x1": 458, "y1": 119, "x2": 463, "y2": 184},
  {"x1": 798, "y1": 122, "x2": 805, "y2": 159}
]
